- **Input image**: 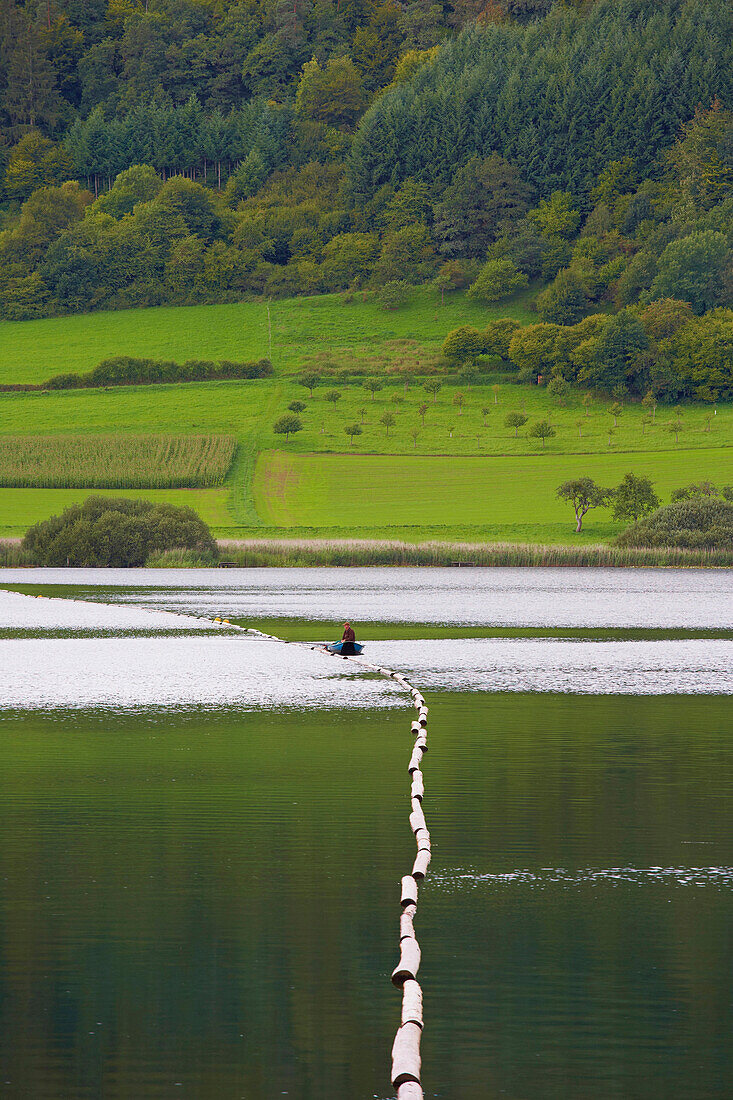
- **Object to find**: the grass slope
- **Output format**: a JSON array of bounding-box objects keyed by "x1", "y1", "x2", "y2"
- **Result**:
[{"x1": 0, "y1": 287, "x2": 534, "y2": 384}]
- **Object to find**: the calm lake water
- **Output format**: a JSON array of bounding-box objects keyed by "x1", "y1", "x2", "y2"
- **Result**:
[{"x1": 1, "y1": 569, "x2": 731, "y2": 1099}]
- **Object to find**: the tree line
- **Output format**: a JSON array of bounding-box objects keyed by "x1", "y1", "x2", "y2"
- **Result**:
[{"x1": 0, "y1": 0, "x2": 730, "y2": 372}]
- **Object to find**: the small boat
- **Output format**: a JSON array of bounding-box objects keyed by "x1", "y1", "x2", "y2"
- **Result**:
[{"x1": 325, "y1": 641, "x2": 364, "y2": 655}]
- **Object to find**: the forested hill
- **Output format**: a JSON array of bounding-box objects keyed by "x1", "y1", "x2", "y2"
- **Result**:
[
  {"x1": 348, "y1": 0, "x2": 733, "y2": 201},
  {"x1": 0, "y1": 0, "x2": 731, "y2": 358}
]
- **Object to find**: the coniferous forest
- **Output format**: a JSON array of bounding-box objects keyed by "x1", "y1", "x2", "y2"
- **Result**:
[{"x1": 0, "y1": 0, "x2": 731, "y2": 399}]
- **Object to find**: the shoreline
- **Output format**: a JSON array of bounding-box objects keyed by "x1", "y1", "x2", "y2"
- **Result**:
[{"x1": 3, "y1": 538, "x2": 728, "y2": 570}]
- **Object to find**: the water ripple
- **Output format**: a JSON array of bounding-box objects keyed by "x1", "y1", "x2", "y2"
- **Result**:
[{"x1": 432, "y1": 866, "x2": 733, "y2": 890}]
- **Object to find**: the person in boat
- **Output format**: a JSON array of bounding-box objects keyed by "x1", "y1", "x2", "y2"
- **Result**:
[{"x1": 340, "y1": 622, "x2": 357, "y2": 655}]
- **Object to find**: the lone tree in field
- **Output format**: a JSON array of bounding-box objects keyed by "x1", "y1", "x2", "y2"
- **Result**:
[
  {"x1": 288, "y1": 400, "x2": 306, "y2": 413},
  {"x1": 609, "y1": 401, "x2": 623, "y2": 427},
  {"x1": 505, "y1": 411, "x2": 528, "y2": 437},
  {"x1": 612, "y1": 473, "x2": 660, "y2": 524},
  {"x1": 358, "y1": 406, "x2": 366, "y2": 424},
  {"x1": 424, "y1": 380, "x2": 442, "y2": 403},
  {"x1": 344, "y1": 423, "x2": 362, "y2": 445},
  {"x1": 576, "y1": 418, "x2": 584, "y2": 439},
  {"x1": 492, "y1": 384, "x2": 500, "y2": 404},
  {"x1": 324, "y1": 389, "x2": 341, "y2": 405},
  {"x1": 363, "y1": 378, "x2": 383, "y2": 400},
  {"x1": 547, "y1": 375, "x2": 571, "y2": 406},
  {"x1": 557, "y1": 477, "x2": 611, "y2": 533},
  {"x1": 453, "y1": 391, "x2": 465, "y2": 415},
  {"x1": 668, "y1": 417, "x2": 683, "y2": 443},
  {"x1": 380, "y1": 412, "x2": 396, "y2": 437},
  {"x1": 410, "y1": 427, "x2": 420, "y2": 448},
  {"x1": 418, "y1": 402, "x2": 428, "y2": 426},
  {"x1": 298, "y1": 371, "x2": 320, "y2": 397},
  {"x1": 529, "y1": 420, "x2": 556, "y2": 448},
  {"x1": 273, "y1": 414, "x2": 303, "y2": 441},
  {"x1": 482, "y1": 405, "x2": 490, "y2": 426},
  {"x1": 642, "y1": 391, "x2": 657, "y2": 422}
]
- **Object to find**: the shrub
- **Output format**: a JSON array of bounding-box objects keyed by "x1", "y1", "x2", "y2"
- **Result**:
[
  {"x1": 483, "y1": 318, "x2": 521, "y2": 359},
  {"x1": 442, "y1": 326, "x2": 485, "y2": 365},
  {"x1": 616, "y1": 497, "x2": 733, "y2": 549},
  {"x1": 0, "y1": 357, "x2": 274, "y2": 393},
  {"x1": 467, "y1": 259, "x2": 528, "y2": 302},
  {"x1": 22, "y1": 496, "x2": 217, "y2": 567},
  {"x1": 378, "y1": 280, "x2": 411, "y2": 309},
  {"x1": 536, "y1": 267, "x2": 587, "y2": 324}
]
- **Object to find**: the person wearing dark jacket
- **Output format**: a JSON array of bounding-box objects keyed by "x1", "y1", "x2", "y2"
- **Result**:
[{"x1": 341, "y1": 622, "x2": 356, "y2": 654}]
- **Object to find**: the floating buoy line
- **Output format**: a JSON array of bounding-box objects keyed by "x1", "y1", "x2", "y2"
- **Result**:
[
  {"x1": 31, "y1": 596, "x2": 430, "y2": 1098},
  {"x1": 211, "y1": 616, "x2": 431, "y2": 1099}
]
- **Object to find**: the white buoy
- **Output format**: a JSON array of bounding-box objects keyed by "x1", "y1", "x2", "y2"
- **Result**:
[
  {"x1": 391, "y1": 936, "x2": 421, "y2": 985},
  {"x1": 401, "y1": 979, "x2": 424, "y2": 1028},
  {"x1": 391, "y1": 1022, "x2": 422, "y2": 1087},
  {"x1": 412, "y1": 849, "x2": 431, "y2": 879},
  {"x1": 400, "y1": 875, "x2": 418, "y2": 908}
]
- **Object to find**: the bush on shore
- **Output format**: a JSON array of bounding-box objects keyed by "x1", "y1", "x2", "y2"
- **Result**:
[
  {"x1": 22, "y1": 496, "x2": 218, "y2": 567},
  {"x1": 616, "y1": 496, "x2": 733, "y2": 550}
]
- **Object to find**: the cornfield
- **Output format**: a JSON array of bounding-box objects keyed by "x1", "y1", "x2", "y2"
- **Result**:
[{"x1": 0, "y1": 435, "x2": 237, "y2": 488}]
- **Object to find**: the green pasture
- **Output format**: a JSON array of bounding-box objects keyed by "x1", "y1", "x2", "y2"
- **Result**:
[
  {"x1": 0, "y1": 292, "x2": 729, "y2": 542},
  {"x1": 0, "y1": 287, "x2": 534, "y2": 385},
  {"x1": 261, "y1": 378, "x2": 730, "y2": 457},
  {"x1": 1, "y1": 374, "x2": 729, "y2": 455},
  {"x1": 0, "y1": 372, "x2": 729, "y2": 538},
  {"x1": 252, "y1": 448, "x2": 733, "y2": 543}
]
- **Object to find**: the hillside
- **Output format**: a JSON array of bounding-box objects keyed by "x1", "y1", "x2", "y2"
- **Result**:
[
  {"x1": 0, "y1": 293, "x2": 730, "y2": 544},
  {"x1": 0, "y1": 0, "x2": 731, "y2": 550}
]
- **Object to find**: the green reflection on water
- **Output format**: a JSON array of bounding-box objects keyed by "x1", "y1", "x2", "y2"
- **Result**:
[
  {"x1": 1, "y1": 694, "x2": 731, "y2": 1099},
  {"x1": 4, "y1": 584, "x2": 732, "y2": 641}
]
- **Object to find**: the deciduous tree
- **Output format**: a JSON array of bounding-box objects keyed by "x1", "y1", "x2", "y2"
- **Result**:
[
  {"x1": 273, "y1": 414, "x2": 303, "y2": 441},
  {"x1": 556, "y1": 477, "x2": 611, "y2": 533},
  {"x1": 612, "y1": 473, "x2": 660, "y2": 524}
]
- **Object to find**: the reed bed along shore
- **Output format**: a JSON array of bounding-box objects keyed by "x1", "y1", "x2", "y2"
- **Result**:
[
  {"x1": 0, "y1": 435, "x2": 236, "y2": 489},
  {"x1": 4, "y1": 538, "x2": 730, "y2": 570},
  {"x1": 172, "y1": 539, "x2": 733, "y2": 568},
  {"x1": 0, "y1": 541, "x2": 31, "y2": 566}
]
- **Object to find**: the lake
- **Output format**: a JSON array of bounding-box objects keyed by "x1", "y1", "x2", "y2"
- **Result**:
[{"x1": 1, "y1": 568, "x2": 731, "y2": 1099}]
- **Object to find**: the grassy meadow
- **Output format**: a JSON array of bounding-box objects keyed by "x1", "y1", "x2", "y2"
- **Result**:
[
  {"x1": 0, "y1": 287, "x2": 534, "y2": 385},
  {"x1": 0, "y1": 290, "x2": 729, "y2": 544},
  {"x1": 252, "y1": 448, "x2": 733, "y2": 543}
]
